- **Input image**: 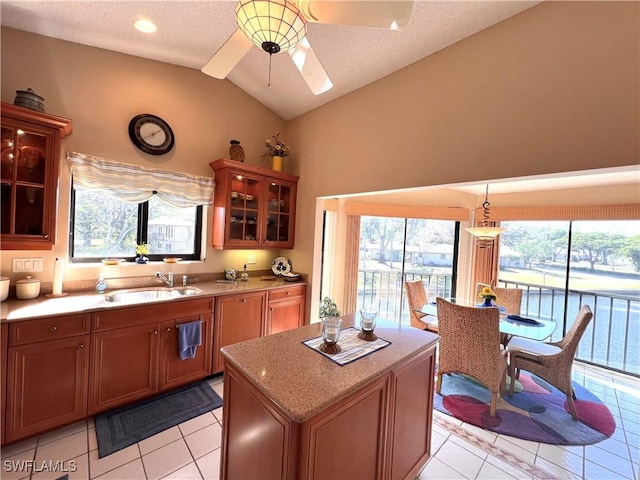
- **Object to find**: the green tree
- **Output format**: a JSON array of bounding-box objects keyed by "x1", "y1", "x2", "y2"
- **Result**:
[{"x1": 621, "y1": 235, "x2": 640, "y2": 272}]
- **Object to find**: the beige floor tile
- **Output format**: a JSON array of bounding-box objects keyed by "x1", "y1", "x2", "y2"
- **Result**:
[
  {"x1": 195, "y1": 448, "x2": 220, "y2": 480},
  {"x1": 584, "y1": 459, "x2": 632, "y2": 480},
  {"x1": 138, "y1": 426, "x2": 182, "y2": 456},
  {"x1": 448, "y1": 432, "x2": 489, "y2": 460},
  {"x1": 38, "y1": 420, "x2": 88, "y2": 446},
  {"x1": 141, "y1": 439, "x2": 192, "y2": 480},
  {"x1": 87, "y1": 417, "x2": 95, "y2": 429},
  {"x1": 94, "y1": 459, "x2": 146, "y2": 480},
  {"x1": 161, "y1": 461, "x2": 204, "y2": 479},
  {"x1": 419, "y1": 457, "x2": 467, "y2": 479},
  {"x1": 495, "y1": 437, "x2": 536, "y2": 464},
  {"x1": 430, "y1": 430, "x2": 447, "y2": 454},
  {"x1": 536, "y1": 443, "x2": 583, "y2": 477},
  {"x1": 31, "y1": 453, "x2": 89, "y2": 480},
  {"x1": 178, "y1": 412, "x2": 216, "y2": 437},
  {"x1": 212, "y1": 407, "x2": 223, "y2": 423},
  {"x1": 0, "y1": 437, "x2": 38, "y2": 458},
  {"x1": 435, "y1": 440, "x2": 484, "y2": 478},
  {"x1": 184, "y1": 424, "x2": 222, "y2": 460},
  {"x1": 584, "y1": 445, "x2": 635, "y2": 478},
  {"x1": 533, "y1": 456, "x2": 582, "y2": 480},
  {"x1": 0, "y1": 448, "x2": 35, "y2": 480},
  {"x1": 432, "y1": 423, "x2": 451, "y2": 439},
  {"x1": 35, "y1": 431, "x2": 87, "y2": 464},
  {"x1": 476, "y1": 460, "x2": 518, "y2": 479},
  {"x1": 498, "y1": 434, "x2": 539, "y2": 454},
  {"x1": 88, "y1": 428, "x2": 98, "y2": 452},
  {"x1": 211, "y1": 383, "x2": 223, "y2": 399},
  {"x1": 459, "y1": 421, "x2": 498, "y2": 444},
  {"x1": 89, "y1": 444, "x2": 140, "y2": 478},
  {"x1": 485, "y1": 454, "x2": 533, "y2": 480}
]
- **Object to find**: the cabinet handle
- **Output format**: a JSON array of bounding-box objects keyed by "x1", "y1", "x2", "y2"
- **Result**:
[
  {"x1": 166, "y1": 327, "x2": 172, "y2": 332},
  {"x1": 50, "y1": 326, "x2": 57, "y2": 332},
  {"x1": 286, "y1": 291, "x2": 290, "y2": 295},
  {"x1": 78, "y1": 343, "x2": 84, "y2": 350},
  {"x1": 154, "y1": 330, "x2": 158, "y2": 335},
  {"x1": 242, "y1": 298, "x2": 247, "y2": 303},
  {"x1": 43, "y1": 234, "x2": 49, "y2": 239}
]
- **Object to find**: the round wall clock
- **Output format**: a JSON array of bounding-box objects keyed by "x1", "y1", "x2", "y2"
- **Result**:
[{"x1": 128, "y1": 114, "x2": 175, "y2": 155}]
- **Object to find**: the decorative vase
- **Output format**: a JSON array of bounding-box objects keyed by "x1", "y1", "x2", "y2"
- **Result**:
[
  {"x1": 319, "y1": 317, "x2": 342, "y2": 354},
  {"x1": 136, "y1": 255, "x2": 148, "y2": 264},
  {"x1": 272, "y1": 155, "x2": 283, "y2": 172},
  {"x1": 229, "y1": 140, "x2": 245, "y2": 162},
  {"x1": 483, "y1": 297, "x2": 494, "y2": 307}
]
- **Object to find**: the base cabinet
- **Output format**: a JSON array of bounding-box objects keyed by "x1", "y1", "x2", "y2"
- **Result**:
[
  {"x1": 213, "y1": 291, "x2": 266, "y2": 374},
  {"x1": 221, "y1": 346, "x2": 436, "y2": 480},
  {"x1": 1, "y1": 323, "x2": 7, "y2": 445},
  {"x1": 266, "y1": 285, "x2": 306, "y2": 335},
  {"x1": 89, "y1": 297, "x2": 214, "y2": 415},
  {"x1": 5, "y1": 313, "x2": 90, "y2": 443}
]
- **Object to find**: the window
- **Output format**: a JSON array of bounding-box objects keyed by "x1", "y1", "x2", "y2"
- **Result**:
[{"x1": 70, "y1": 188, "x2": 202, "y2": 262}]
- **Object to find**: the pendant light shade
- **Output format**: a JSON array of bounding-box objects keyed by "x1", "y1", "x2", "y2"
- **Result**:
[
  {"x1": 236, "y1": 0, "x2": 307, "y2": 54},
  {"x1": 466, "y1": 185, "x2": 504, "y2": 246}
]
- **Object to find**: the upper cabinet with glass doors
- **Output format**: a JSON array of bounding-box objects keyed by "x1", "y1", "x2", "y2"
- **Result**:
[
  {"x1": 1, "y1": 103, "x2": 72, "y2": 250},
  {"x1": 209, "y1": 159, "x2": 298, "y2": 249}
]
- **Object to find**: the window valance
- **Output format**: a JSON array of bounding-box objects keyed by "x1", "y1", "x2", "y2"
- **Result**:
[{"x1": 68, "y1": 152, "x2": 214, "y2": 208}]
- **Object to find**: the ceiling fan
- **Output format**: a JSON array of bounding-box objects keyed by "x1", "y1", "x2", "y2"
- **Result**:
[{"x1": 201, "y1": 0, "x2": 414, "y2": 95}]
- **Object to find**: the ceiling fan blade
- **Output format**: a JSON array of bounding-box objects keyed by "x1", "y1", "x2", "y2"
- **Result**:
[
  {"x1": 288, "y1": 37, "x2": 333, "y2": 95},
  {"x1": 296, "y1": 0, "x2": 413, "y2": 30},
  {"x1": 201, "y1": 29, "x2": 253, "y2": 79}
]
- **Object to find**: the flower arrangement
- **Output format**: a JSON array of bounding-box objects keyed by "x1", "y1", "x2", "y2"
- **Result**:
[
  {"x1": 319, "y1": 296, "x2": 341, "y2": 319},
  {"x1": 478, "y1": 286, "x2": 497, "y2": 302},
  {"x1": 264, "y1": 132, "x2": 291, "y2": 158},
  {"x1": 136, "y1": 243, "x2": 150, "y2": 256}
]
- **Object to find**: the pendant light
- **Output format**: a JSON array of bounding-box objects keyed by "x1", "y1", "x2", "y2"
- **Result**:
[
  {"x1": 466, "y1": 184, "x2": 504, "y2": 248},
  {"x1": 235, "y1": 0, "x2": 307, "y2": 87}
]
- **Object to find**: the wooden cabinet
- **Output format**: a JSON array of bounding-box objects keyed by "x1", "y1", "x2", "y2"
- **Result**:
[
  {"x1": 5, "y1": 314, "x2": 90, "y2": 443},
  {"x1": 209, "y1": 159, "x2": 298, "y2": 249},
  {"x1": 1, "y1": 323, "x2": 7, "y2": 445},
  {"x1": 221, "y1": 343, "x2": 436, "y2": 480},
  {"x1": 1, "y1": 103, "x2": 72, "y2": 250},
  {"x1": 213, "y1": 291, "x2": 266, "y2": 374},
  {"x1": 89, "y1": 297, "x2": 214, "y2": 414},
  {"x1": 266, "y1": 284, "x2": 306, "y2": 335}
]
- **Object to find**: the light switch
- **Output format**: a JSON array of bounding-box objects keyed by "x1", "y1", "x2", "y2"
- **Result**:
[{"x1": 12, "y1": 257, "x2": 44, "y2": 273}]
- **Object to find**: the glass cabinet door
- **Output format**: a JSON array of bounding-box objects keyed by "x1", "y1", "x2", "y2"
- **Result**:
[
  {"x1": 1, "y1": 123, "x2": 49, "y2": 236},
  {"x1": 229, "y1": 173, "x2": 261, "y2": 243},
  {"x1": 265, "y1": 180, "x2": 292, "y2": 243}
]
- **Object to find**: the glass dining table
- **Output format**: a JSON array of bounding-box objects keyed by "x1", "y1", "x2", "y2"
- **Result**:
[{"x1": 416, "y1": 300, "x2": 556, "y2": 344}]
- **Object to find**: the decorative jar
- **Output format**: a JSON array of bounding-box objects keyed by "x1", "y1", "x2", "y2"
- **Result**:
[
  {"x1": 320, "y1": 317, "x2": 342, "y2": 354},
  {"x1": 358, "y1": 309, "x2": 378, "y2": 341}
]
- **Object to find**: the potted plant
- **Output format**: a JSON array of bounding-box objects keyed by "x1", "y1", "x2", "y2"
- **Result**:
[
  {"x1": 135, "y1": 243, "x2": 150, "y2": 264},
  {"x1": 319, "y1": 296, "x2": 341, "y2": 320},
  {"x1": 263, "y1": 132, "x2": 291, "y2": 172},
  {"x1": 478, "y1": 286, "x2": 497, "y2": 307}
]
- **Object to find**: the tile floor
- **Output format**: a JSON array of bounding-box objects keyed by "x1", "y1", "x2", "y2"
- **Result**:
[{"x1": 1, "y1": 363, "x2": 638, "y2": 480}]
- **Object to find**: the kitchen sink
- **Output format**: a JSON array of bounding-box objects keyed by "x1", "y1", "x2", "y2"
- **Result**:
[{"x1": 105, "y1": 286, "x2": 203, "y2": 303}]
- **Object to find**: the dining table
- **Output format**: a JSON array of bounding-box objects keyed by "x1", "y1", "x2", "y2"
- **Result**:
[{"x1": 416, "y1": 299, "x2": 557, "y2": 345}]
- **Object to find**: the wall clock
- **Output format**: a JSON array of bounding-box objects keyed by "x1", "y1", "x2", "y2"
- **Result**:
[{"x1": 128, "y1": 114, "x2": 175, "y2": 155}]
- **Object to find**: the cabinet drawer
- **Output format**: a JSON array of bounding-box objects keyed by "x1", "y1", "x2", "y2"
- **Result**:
[
  {"x1": 269, "y1": 285, "x2": 305, "y2": 301},
  {"x1": 9, "y1": 314, "x2": 90, "y2": 346},
  {"x1": 93, "y1": 297, "x2": 214, "y2": 332}
]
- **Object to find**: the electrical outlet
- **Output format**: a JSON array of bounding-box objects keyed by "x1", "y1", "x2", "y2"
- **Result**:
[
  {"x1": 247, "y1": 254, "x2": 257, "y2": 264},
  {"x1": 12, "y1": 257, "x2": 44, "y2": 273}
]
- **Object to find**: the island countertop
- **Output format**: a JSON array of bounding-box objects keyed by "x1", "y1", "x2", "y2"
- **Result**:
[{"x1": 221, "y1": 314, "x2": 439, "y2": 423}]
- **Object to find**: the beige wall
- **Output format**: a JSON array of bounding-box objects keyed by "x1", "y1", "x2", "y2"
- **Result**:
[
  {"x1": 1, "y1": 2, "x2": 639, "y2": 307},
  {"x1": 286, "y1": 1, "x2": 639, "y2": 304},
  {"x1": 1, "y1": 27, "x2": 286, "y2": 284}
]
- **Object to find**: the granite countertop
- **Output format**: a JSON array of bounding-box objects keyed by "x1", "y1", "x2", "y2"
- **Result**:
[
  {"x1": 221, "y1": 314, "x2": 439, "y2": 423},
  {"x1": 0, "y1": 278, "x2": 305, "y2": 323}
]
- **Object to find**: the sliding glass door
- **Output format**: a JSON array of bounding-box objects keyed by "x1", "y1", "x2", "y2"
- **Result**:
[{"x1": 498, "y1": 220, "x2": 639, "y2": 375}]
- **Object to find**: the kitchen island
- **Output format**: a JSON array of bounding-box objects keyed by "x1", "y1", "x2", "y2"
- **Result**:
[{"x1": 220, "y1": 314, "x2": 439, "y2": 479}]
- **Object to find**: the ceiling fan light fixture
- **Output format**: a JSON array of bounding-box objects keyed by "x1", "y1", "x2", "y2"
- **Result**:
[{"x1": 235, "y1": 0, "x2": 307, "y2": 53}]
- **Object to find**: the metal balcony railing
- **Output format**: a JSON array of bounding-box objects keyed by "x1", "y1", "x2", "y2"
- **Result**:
[{"x1": 357, "y1": 270, "x2": 639, "y2": 377}]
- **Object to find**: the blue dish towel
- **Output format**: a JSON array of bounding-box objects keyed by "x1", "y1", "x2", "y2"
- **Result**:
[{"x1": 178, "y1": 321, "x2": 202, "y2": 360}]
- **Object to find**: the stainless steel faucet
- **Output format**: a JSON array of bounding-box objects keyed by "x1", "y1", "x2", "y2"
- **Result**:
[{"x1": 156, "y1": 271, "x2": 174, "y2": 287}]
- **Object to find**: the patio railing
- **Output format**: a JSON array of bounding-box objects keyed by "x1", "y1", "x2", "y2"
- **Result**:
[{"x1": 357, "y1": 269, "x2": 639, "y2": 377}]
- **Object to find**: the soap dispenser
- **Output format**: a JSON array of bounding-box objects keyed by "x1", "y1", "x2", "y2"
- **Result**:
[
  {"x1": 95, "y1": 274, "x2": 107, "y2": 294},
  {"x1": 240, "y1": 264, "x2": 249, "y2": 282}
]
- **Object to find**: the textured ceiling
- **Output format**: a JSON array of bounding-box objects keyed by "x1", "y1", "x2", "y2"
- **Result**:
[{"x1": 0, "y1": 0, "x2": 542, "y2": 120}]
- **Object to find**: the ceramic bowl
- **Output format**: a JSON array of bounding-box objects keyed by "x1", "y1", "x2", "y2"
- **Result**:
[{"x1": 0, "y1": 277, "x2": 9, "y2": 302}]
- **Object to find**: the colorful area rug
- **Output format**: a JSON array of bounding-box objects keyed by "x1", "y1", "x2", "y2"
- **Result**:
[
  {"x1": 434, "y1": 372, "x2": 616, "y2": 445},
  {"x1": 95, "y1": 381, "x2": 222, "y2": 458}
]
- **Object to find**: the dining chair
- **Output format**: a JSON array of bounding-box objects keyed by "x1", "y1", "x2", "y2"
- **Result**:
[
  {"x1": 507, "y1": 305, "x2": 593, "y2": 420},
  {"x1": 475, "y1": 283, "x2": 522, "y2": 315},
  {"x1": 435, "y1": 298, "x2": 508, "y2": 417},
  {"x1": 404, "y1": 280, "x2": 438, "y2": 332}
]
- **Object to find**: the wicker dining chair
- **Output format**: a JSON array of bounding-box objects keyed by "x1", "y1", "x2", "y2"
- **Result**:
[
  {"x1": 404, "y1": 280, "x2": 438, "y2": 332},
  {"x1": 507, "y1": 305, "x2": 593, "y2": 420},
  {"x1": 475, "y1": 283, "x2": 523, "y2": 315},
  {"x1": 436, "y1": 298, "x2": 508, "y2": 417}
]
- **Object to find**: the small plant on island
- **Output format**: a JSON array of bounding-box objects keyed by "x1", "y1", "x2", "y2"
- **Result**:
[{"x1": 319, "y1": 296, "x2": 341, "y2": 319}]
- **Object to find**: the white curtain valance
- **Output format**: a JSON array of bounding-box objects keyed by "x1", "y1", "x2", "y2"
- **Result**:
[{"x1": 68, "y1": 152, "x2": 214, "y2": 208}]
